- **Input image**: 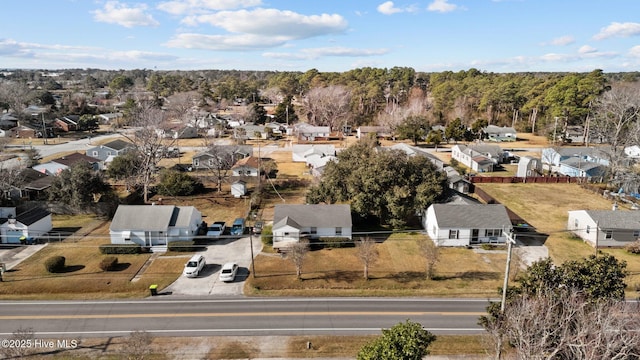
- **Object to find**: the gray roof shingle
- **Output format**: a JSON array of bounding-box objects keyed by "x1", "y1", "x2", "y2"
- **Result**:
[
  {"x1": 273, "y1": 204, "x2": 352, "y2": 228},
  {"x1": 431, "y1": 204, "x2": 512, "y2": 229}
]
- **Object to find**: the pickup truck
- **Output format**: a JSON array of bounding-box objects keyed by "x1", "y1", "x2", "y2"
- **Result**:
[{"x1": 206, "y1": 221, "x2": 226, "y2": 239}]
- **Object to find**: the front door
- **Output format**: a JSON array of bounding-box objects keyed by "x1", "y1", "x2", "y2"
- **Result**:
[{"x1": 471, "y1": 229, "x2": 479, "y2": 244}]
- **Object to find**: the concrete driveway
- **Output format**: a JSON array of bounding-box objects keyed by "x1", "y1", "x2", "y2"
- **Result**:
[{"x1": 161, "y1": 234, "x2": 263, "y2": 297}]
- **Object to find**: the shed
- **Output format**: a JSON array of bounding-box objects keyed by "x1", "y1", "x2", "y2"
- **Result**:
[{"x1": 231, "y1": 180, "x2": 247, "y2": 198}]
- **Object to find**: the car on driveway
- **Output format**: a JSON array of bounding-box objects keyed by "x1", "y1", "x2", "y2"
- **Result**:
[
  {"x1": 219, "y1": 262, "x2": 238, "y2": 282},
  {"x1": 183, "y1": 254, "x2": 205, "y2": 278}
]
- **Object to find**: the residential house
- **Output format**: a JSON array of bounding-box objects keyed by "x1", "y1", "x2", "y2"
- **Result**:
[
  {"x1": 86, "y1": 139, "x2": 134, "y2": 169},
  {"x1": 295, "y1": 123, "x2": 331, "y2": 141},
  {"x1": 559, "y1": 158, "x2": 607, "y2": 178},
  {"x1": 291, "y1": 144, "x2": 338, "y2": 175},
  {"x1": 272, "y1": 204, "x2": 352, "y2": 250},
  {"x1": 443, "y1": 166, "x2": 471, "y2": 194},
  {"x1": 165, "y1": 124, "x2": 198, "y2": 139},
  {"x1": 109, "y1": 204, "x2": 203, "y2": 249},
  {"x1": 32, "y1": 152, "x2": 101, "y2": 175},
  {"x1": 14, "y1": 125, "x2": 37, "y2": 139},
  {"x1": 567, "y1": 209, "x2": 640, "y2": 247},
  {"x1": 624, "y1": 145, "x2": 640, "y2": 159},
  {"x1": 483, "y1": 125, "x2": 517, "y2": 142},
  {"x1": 6, "y1": 168, "x2": 53, "y2": 201},
  {"x1": 516, "y1": 156, "x2": 543, "y2": 177},
  {"x1": 356, "y1": 126, "x2": 392, "y2": 139},
  {"x1": 423, "y1": 203, "x2": 512, "y2": 246},
  {"x1": 0, "y1": 207, "x2": 52, "y2": 244},
  {"x1": 451, "y1": 144, "x2": 495, "y2": 173},
  {"x1": 389, "y1": 143, "x2": 445, "y2": 169},
  {"x1": 231, "y1": 156, "x2": 260, "y2": 177},
  {"x1": 541, "y1": 146, "x2": 609, "y2": 168},
  {"x1": 0, "y1": 113, "x2": 18, "y2": 130},
  {"x1": 53, "y1": 115, "x2": 79, "y2": 132},
  {"x1": 97, "y1": 112, "x2": 123, "y2": 124},
  {"x1": 191, "y1": 145, "x2": 253, "y2": 170}
]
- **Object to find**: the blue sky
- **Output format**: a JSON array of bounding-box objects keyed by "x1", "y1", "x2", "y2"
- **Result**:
[{"x1": 2, "y1": 0, "x2": 640, "y2": 73}]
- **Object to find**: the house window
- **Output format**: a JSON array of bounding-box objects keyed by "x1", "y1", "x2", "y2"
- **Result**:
[
  {"x1": 605, "y1": 230, "x2": 613, "y2": 239},
  {"x1": 193, "y1": 159, "x2": 200, "y2": 167},
  {"x1": 310, "y1": 227, "x2": 317, "y2": 235},
  {"x1": 284, "y1": 232, "x2": 290, "y2": 236},
  {"x1": 634, "y1": 230, "x2": 640, "y2": 237},
  {"x1": 486, "y1": 229, "x2": 501, "y2": 237},
  {"x1": 92, "y1": 151, "x2": 98, "y2": 156},
  {"x1": 208, "y1": 159, "x2": 214, "y2": 166},
  {"x1": 448, "y1": 230, "x2": 459, "y2": 239},
  {"x1": 586, "y1": 225, "x2": 590, "y2": 234},
  {"x1": 574, "y1": 219, "x2": 579, "y2": 228},
  {"x1": 335, "y1": 227, "x2": 342, "y2": 235}
]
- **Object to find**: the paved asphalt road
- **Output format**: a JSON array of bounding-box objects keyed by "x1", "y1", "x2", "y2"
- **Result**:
[{"x1": 0, "y1": 298, "x2": 491, "y2": 338}]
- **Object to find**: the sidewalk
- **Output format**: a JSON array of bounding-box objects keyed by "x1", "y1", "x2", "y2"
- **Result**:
[{"x1": 0, "y1": 244, "x2": 47, "y2": 270}]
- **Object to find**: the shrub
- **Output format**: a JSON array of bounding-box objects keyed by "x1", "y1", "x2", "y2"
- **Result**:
[
  {"x1": 321, "y1": 237, "x2": 353, "y2": 248},
  {"x1": 99, "y1": 244, "x2": 142, "y2": 254},
  {"x1": 625, "y1": 240, "x2": 640, "y2": 254},
  {"x1": 99, "y1": 256, "x2": 118, "y2": 271},
  {"x1": 44, "y1": 256, "x2": 66, "y2": 273},
  {"x1": 261, "y1": 225, "x2": 273, "y2": 246}
]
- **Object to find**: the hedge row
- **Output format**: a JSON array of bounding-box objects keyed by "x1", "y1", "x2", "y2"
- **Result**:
[{"x1": 99, "y1": 244, "x2": 143, "y2": 254}]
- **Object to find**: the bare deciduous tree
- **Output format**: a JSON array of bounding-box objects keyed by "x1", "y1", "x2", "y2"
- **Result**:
[
  {"x1": 591, "y1": 84, "x2": 640, "y2": 187},
  {"x1": 485, "y1": 288, "x2": 640, "y2": 360},
  {"x1": 419, "y1": 239, "x2": 439, "y2": 280},
  {"x1": 120, "y1": 100, "x2": 174, "y2": 203},
  {"x1": 302, "y1": 85, "x2": 352, "y2": 130},
  {"x1": 122, "y1": 330, "x2": 153, "y2": 360},
  {"x1": 0, "y1": 80, "x2": 32, "y2": 114},
  {"x1": 287, "y1": 239, "x2": 310, "y2": 279},
  {"x1": 356, "y1": 237, "x2": 379, "y2": 280}
]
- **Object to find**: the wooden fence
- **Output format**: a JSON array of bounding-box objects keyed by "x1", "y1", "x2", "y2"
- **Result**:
[{"x1": 470, "y1": 176, "x2": 588, "y2": 184}]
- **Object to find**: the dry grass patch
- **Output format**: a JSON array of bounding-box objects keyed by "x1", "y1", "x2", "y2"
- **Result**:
[{"x1": 246, "y1": 234, "x2": 505, "y2": 297}]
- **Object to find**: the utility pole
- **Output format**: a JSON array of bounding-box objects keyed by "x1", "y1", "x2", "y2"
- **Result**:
[
  {"x1": 249, "y1": 230, "x2": 256, "y2": 278},
  {"x1": 501, "y1": 230, "x2": 517, "y2": 313},
  {"x1": 553, "y1": 116, "x2": 558, "y2": 145}
]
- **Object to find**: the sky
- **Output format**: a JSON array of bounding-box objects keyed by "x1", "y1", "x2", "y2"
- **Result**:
[{"x1": 2, "y1": 0, "x2": 640, "y2": 73}]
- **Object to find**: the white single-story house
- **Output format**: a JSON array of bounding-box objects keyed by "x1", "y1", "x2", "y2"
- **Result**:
[
  {"x1": 231, "y1": 156, "x2": 260, "y2": 177},
  {"x1": 567, "y1": 209, "x2": 640, "y2": 247},
  {"x1": 484, "y1": 125, "x2": 517, "y2": 142},
  {"x1": 0, "y1": 207, "x2": 52, "y2": 244},
  {"x1": 109, "y1": 205, "x2": 203, "y2": 249},
  {"x1": 451, "y1": 145, "x2": 495, "y2": 173},
  {"x1": 423, "y1": 203, "x2": 512, "y2": 246},
  {"x1": 272, "y1": 204, "x2": 352, "y2": 250}
]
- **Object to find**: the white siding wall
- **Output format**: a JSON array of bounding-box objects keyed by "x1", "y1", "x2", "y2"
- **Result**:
[
  {"x1": 27, "y1": 214, "x2": 53, "y2": 238},
  {"x1": 567, "y1": 210, "x2": 598, "y2": 245}
]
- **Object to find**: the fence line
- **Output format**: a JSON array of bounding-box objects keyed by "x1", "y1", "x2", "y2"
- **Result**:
[{"x1": 470, "y1": 176, "x2": 588, "y2": 184}]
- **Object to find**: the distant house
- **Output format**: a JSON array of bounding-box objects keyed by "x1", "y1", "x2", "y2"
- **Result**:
[
  {"x1": 109, "y1": 205, "x2": 203, "y2": 249},
  {"x1": 32, "y1": 152, "x2": 101, "y2": 175},
  {"x1": 484, "y1": 125, "x2": 517, "y2": 142},
  {"x1": 451, "y1": 144, "x2": 495, "y2": 173},
  {"x1": 86, "y1": 139, "x2": 134, "y2": 168},
  {"x1": 356, "y1": 126, "x2": 392, "y2": 139},
  {"x1": 6, "y1": 168, "x2": 53, "y2": 201},
  {"x1": 167, "y1": 125, "x2": 198, "y2": 139},
  {"x1": 443, "y1": 166, "x2": 471, "y2": 194},
  {"x1": 192, "y1": 145, "x2": 253, "y2": 170},
  {"x1": 15, "y1": 125, "x2": 37, "y2": 139},
  {"x1": 559, "y1": 158, "x2": 607, "y2": 178},
  {"x1": 53, "y1": 115, "x2": 79, "y2": 132},
  {"x1": 0, "y1": 207, "x2": 52, "y2": 244},
  {"x1": 423, "y1": 203, "x2": 512, "y2": 246},
  {"x1": 624, "y1": 145, "x2": 640, "y2": 159},
  {"x1": 231, "y1": 156, "x2": 261, "y2": 177},
  {"x1": 272, "y1": 204, "x2": 352, "y2": 250},
  {"x1": 295, "y1": 123, "x2": 331, "y2": 141},
  {"x1": 541, "y1": 146, "x2": 609, "y2": 168},
  {"x1": 292, "y1": 144, "x2": 336, "y2": 163},
  {"x1": 388, "y1": 143, "x2": 445, "y2": 169},
  {"x1": 567, "y1": 209, "x2": 640, "y2": 247},
  {"x1": 97, "y1": 112, "x2": 123, "y2": 124}
]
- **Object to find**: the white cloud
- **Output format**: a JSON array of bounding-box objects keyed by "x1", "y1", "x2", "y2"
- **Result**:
[
  {"x1": 92, "y1": 1, "x2": 159, "y2": 28},
  {"x1": 427, "y1": 0, "x2": 459, "y2": 13},
  {"x1": 263, "y1": 47, "x2": 389, "y2": 60},
  {"x1": 549, "y1": 35, "x2": 575, "y2": 46},
  {"x1": 157, "y1": 0, "x2": 262, "y2": 15},
  {"x1": 377, "y1": 1, "x2": 402, "y2": 15},
  {"x1": 630, "y1": 45, "x2": 640, "y2": 57},
  {"x1": 593, "y1": 22, "x2": 640, "y2": 40},
  {"x1": 164, "y1": 33, "x2": 290, "y2": 50},
  {"x1": 183, "y1": 8, "x2": 348, "y2": 39},
  {"x1": 377, "y1": 1, "x2": 419, "y2": 15},
  {"x1": 578, "y1": 45, "x2": 597, "y2": 54}
]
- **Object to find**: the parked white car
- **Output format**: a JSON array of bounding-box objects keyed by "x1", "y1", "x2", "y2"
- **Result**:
[
  {"x1": 183, "y1": 254, "x2": 206, "y2": 278},
  {"x1": 219, "y1": 262, "x2": 238, "y2": 282}
]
